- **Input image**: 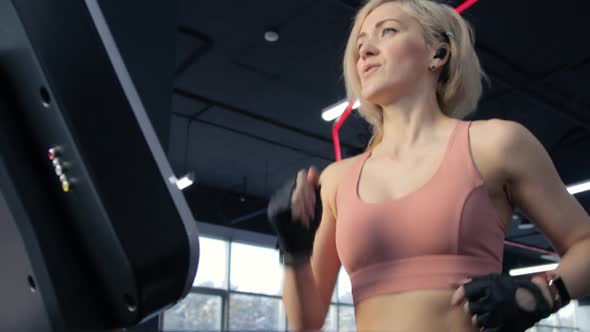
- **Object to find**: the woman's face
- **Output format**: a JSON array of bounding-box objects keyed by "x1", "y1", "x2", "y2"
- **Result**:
[{"x1": 355, "y1": 2, "x2": 433, "y2": 105}]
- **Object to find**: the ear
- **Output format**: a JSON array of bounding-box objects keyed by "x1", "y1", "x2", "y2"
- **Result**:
[{"x1": 430, "y1": 42, "x2": 450, "y2": 68}]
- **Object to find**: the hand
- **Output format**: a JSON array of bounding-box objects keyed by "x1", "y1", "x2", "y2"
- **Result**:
[
  {"x1": 450, "y1": 273, "x2": 552, "y2": 332},
  {"x1": 267, "y1": 167, "x2": 322, "y2": 262},
  {"x1": 290, "y1": 166, "x2": 321, "y2": 228}
]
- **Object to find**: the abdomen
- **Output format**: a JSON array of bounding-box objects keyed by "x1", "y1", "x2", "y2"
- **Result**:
[{"x1": 354, "y1": 289, "x2": 478, "y2": 332}]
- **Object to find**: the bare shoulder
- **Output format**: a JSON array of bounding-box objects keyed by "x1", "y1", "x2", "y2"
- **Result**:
[
  {"x1": 469, "y1": 118, "x2": 528, "y2": 146},
  {"x1": 319, "y1": 154, "x2": 359, "y2": 186},
  {"x1": 470, "y1": 121, "x2": 590, "y2": 255},
  {"x1": 318, "y1": 153, "x2": 364, "y2": 218},
  {"x1": 468, "y1": 118, "x2": 533, "y2": 177}
]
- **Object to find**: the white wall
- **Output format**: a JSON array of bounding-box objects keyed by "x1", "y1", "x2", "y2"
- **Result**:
[{"x1": 576, "y1": 303, "x2": 590, "y2": 332}]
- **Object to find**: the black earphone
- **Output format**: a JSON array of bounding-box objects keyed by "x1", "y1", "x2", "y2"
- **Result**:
[{"x1": 434, "y1": 48, "x2": 447, "y2": 59}]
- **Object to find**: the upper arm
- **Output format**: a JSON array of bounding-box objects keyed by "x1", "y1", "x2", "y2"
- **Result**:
[
  {"x1": 496, "y1": 120, "x2": 590, "y2": 255},
  {"x1": 309, "y1": 161, "x2": 348, "y2": 309}
]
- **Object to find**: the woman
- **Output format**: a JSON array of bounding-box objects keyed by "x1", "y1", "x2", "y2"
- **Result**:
[{"x1": 267, "y1": 0, "x2": 590, "y2": 331}]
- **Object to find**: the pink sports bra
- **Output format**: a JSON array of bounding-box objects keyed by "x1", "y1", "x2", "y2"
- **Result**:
[{"x1": 335, "y1": 120, "x2": 507, "y2": 305}]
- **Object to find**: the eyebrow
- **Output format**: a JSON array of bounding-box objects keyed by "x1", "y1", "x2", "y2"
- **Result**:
[{"x1": 357, "y1": 18, "x2": 405, "y2": 43}]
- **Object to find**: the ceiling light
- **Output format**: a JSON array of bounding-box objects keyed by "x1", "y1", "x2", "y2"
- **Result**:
[
  {"x1": 517, "y1": 223, "x2": 535, "y2": 230},
  {"x1": 509, "y1": 263, "x2": 558, "y2": 276},
  {"x1": 540, "y1": 254, "x2": 560, "y2": 262},
  {"x1": 176, "y1": 173, "x2": 195, "y2": 190},
  {"x1": 567, "y1": 180, "x2": 590, "y2": 195},
  {"x1": 264, "y1": 30, "x2": 279, "y2": 42},
  {"x1": 322, "y1": 99, "x2": 361, "y2": 121}
]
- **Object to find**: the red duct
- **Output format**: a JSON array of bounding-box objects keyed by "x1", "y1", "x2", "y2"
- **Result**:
[
  {"x1": 331, "y1": 101, "x2": 356, "y2": 161},
  {"x1": 455, "y1": 0, "x2": 478, "y2": 14},
  {"x1": 504, "y1": 240, "x2": 556, "y2": 256}
]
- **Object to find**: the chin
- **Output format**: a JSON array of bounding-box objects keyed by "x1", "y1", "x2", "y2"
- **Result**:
[
  {"x1": 361, "y1": 86, "x2": 395, "y2": 106},
  {"x1": 361, "y1": 79, "x2": 410, "y2": 106}
]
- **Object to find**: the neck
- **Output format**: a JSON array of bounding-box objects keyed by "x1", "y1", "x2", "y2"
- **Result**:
[{"x1": 373, "y1": 92, "x2": 452, "y2": 158}]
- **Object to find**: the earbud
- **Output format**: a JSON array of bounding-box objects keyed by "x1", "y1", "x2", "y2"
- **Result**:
[{"x1": 434, "y1": 48, "x2": 447, "y2": 59}]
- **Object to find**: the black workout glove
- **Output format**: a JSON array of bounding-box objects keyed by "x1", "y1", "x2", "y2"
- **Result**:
[
  {"x1": 463, "y1": 273, "x2": 552, "y2": 332},
  {"x1": 266, "y1": 175, "x2": 322, "y2": 266}
]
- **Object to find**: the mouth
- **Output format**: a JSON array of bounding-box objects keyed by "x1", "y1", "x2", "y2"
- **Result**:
[{"x1": 362, "y1": 65, "x2": 380, "y2": 77}]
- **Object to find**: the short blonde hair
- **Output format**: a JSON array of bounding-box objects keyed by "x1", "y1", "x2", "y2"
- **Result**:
[{"x1": 343, "y1": 0, "x2": 487, "y2": 150}]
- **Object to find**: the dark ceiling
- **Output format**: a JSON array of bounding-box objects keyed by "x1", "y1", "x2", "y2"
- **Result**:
[{"x1": 169, "y1": 0, "x2": 590, "y2": 273}]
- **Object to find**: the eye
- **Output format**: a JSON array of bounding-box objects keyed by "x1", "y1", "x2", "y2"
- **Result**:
[{"x1": 382, "y1": 27, "x2": 397, "y2": 36}]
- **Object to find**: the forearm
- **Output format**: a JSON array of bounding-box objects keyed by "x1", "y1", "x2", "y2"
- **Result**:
[
  {"x1": 553, "y1": 237, "x2": 590, "y2": 300},
  {"x1": 282, "y1": 262, "x2": 326, "y2": 331}
]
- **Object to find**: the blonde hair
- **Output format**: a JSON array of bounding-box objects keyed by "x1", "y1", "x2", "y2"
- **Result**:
[{"x1": 343, "y1": 0, "x2": 487, "y2": 150}]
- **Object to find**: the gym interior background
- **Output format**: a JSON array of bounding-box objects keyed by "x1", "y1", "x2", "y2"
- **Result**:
[
  {"x1": 163, "y1": 0, "x2": 590, "y2": 331},
  {"x1": 2, "y1": 0, "x2": 588, "y2": 331}
]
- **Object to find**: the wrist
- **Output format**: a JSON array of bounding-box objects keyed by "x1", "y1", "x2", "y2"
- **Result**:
[
  {"x1": 531, "y1": 275, "x2": 555, "y2": 309},
  {"x1": 281, "y1": 251, "x2": 311, "y2": 267},
  {"x1": 534, "y1": 271, "x2": 571, "y2": 312}
]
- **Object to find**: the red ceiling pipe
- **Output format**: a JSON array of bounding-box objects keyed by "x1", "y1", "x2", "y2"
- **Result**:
[
  {"x1": 332, "y1": 101, "x2": 356, "y2": 161},
  {"x1": 455, "y1": 0, "x2": 478, "y2": 14},
  {"x1": 504, "y1": 240, "x2": 557, "y2": 256}
]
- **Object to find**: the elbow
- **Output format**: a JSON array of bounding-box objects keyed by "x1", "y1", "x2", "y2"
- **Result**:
[
  {"x1": 290, "y1": 321, "x2": 324, "y2": 332},
  {"x1": 288, "y1": 313, "x2": 325, "y2": 332}
]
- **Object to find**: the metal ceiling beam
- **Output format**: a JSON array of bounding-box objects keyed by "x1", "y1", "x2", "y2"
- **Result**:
[
  {"x1": 175, "y1": 26, "x2": 213, "y2": 78},
  {"x1": 173, "y1": 88, "x2": 363, "y2": 152},
  {"x1": 476, "y1": 45, "x2": 590, "y2": 131},
  {"x1": 172, "y1": 111, "x2": 333, "y2": 161}
]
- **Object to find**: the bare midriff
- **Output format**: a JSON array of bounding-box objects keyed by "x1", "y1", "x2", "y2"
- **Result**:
[{"x1": 354, "y1": 289, "x2": 477, "y2": 332}]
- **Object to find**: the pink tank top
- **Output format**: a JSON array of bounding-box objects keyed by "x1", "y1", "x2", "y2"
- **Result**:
[{"x1": 335, "y1": 120, "x2": 507, "y2": 305}]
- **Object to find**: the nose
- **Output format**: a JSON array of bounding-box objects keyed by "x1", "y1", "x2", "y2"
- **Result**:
[{"x1": 359, "y1": 40, "x2": 379, "y2": 60}]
